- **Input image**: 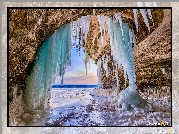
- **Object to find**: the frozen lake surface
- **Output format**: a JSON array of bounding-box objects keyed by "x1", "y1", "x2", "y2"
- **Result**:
[{"x1": 44, "y1": 87, "x2": 171, "y2": 126}]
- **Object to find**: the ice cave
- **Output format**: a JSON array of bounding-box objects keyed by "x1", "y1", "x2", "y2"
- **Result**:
[{"x1": 9, "y1": 7, "x2": 171, "y2": 126}]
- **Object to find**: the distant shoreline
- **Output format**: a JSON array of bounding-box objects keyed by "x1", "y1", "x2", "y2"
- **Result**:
[{"x1": 52, "y1": 84, "x2": 98, "y2": 88}]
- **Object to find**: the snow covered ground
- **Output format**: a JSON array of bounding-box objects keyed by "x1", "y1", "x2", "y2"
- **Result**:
[{"x1": 44, "y1": 87, "x2": 171, "y2": 126}]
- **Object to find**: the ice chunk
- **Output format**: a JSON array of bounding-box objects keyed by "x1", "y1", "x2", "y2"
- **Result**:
[{"x1": 112, "y1": 86, "x2": 147, "y2": 110}]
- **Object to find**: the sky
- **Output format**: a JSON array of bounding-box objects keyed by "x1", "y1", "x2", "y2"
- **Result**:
[{"x1": 54, "y1": 47, "x2": 98, "y2": 85}]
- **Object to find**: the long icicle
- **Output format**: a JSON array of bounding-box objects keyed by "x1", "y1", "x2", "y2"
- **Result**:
[{"x1": 139, "y1": 9, "x2": 150, "y2": 33}]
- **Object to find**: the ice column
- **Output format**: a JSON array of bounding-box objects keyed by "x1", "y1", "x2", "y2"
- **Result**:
[{"x1": 106, "y1": 14, "x2": 137, "y2": 90}]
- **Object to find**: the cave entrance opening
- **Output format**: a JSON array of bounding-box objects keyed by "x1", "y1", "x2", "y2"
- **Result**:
[{"x1": 25, "y1": 14, "x2": 142, "y2": 125}]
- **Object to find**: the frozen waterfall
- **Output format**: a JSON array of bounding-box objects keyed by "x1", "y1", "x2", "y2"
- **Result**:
[
  {"x1": 97, "y1": 15, "x2": 137, "y2": 90},
  {"x1": 26, "y1": 23, "x2": 71, "y2": 109}
]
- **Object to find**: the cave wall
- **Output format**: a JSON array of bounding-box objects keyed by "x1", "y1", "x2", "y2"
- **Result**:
[{"x1": 133, "y1": 9, "x2": 171, "y2": 89}]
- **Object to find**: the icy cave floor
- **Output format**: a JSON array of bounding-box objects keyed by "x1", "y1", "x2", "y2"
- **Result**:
[{"x1": 42, "y1": 87, "x2": 171, "y2": 126}]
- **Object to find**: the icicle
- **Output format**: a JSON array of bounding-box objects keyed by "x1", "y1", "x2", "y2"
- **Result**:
[
  {"x1": 106, "y1": 55, "x2": 108, "y2": 77},
  {"x1": 133, "y1": 9, "x2": 138, "y2": 31},
  {"x1": 131, "y1": 29, "x2": 137, "y2": 48},
  {"x1": 71, "y1": 22, "x2": 74, "y2": 45},
  {"x1": 85, "y1": 51, "x2": 90, "y2": 75},
  {"x1": 114, "y1": 12, "x2": 123, "y2": 36},
  {"x1": 97, "y1": 58, "x2": 102, "y2": 88},
  {"x1": 84, "y1": 16, "x2": 89, "y2": 39},
  {"x1": 103, "y1": 54, "x2": 109, "y2": 77},
  {"x1": 115, "y1": 69, "x2": 119, "y2": 88},
  {"x1": 129, "y1": 29, "x2": 133, "y2": 45},
  {"x1": 136, "y1": 3, "x2": 155, "y2": 29},
  {"x1": 139, "y1": 9, "x2": 150, "y2": 32},
  {"x1": 107, "y1": 16, "x2": 114, "y2": 56},
  {"x1": 72, "y1": 16, "x2": 90, "y2": 47},
  {"x1": 80, "y1": 18, "x2": 83, "y2": 46},
  {"x1": 102, "y1": 54, "x2": 105, "y2": 67},
  {"x1": 147, "y1": 9, "x2": 153, "y2": 21},
  {"x1": 98, "y1": 15, "x2": 105, "y2": 46},
  {"x1": 88, "y1": 59, "x2": 90, "y2": 69}
]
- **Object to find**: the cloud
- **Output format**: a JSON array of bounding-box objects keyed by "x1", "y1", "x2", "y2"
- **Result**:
[{"x1": 55, "y1": 74, "x2": 98, "y2": 84}]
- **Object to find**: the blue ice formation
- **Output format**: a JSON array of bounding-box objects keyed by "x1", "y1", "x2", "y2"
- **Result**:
[
  {"x1": 97, "y1": 15, "x2": 137, "y2": 90},
  {"x1": 26, "y1": 23, "x2": 71, "y2": 109}
]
